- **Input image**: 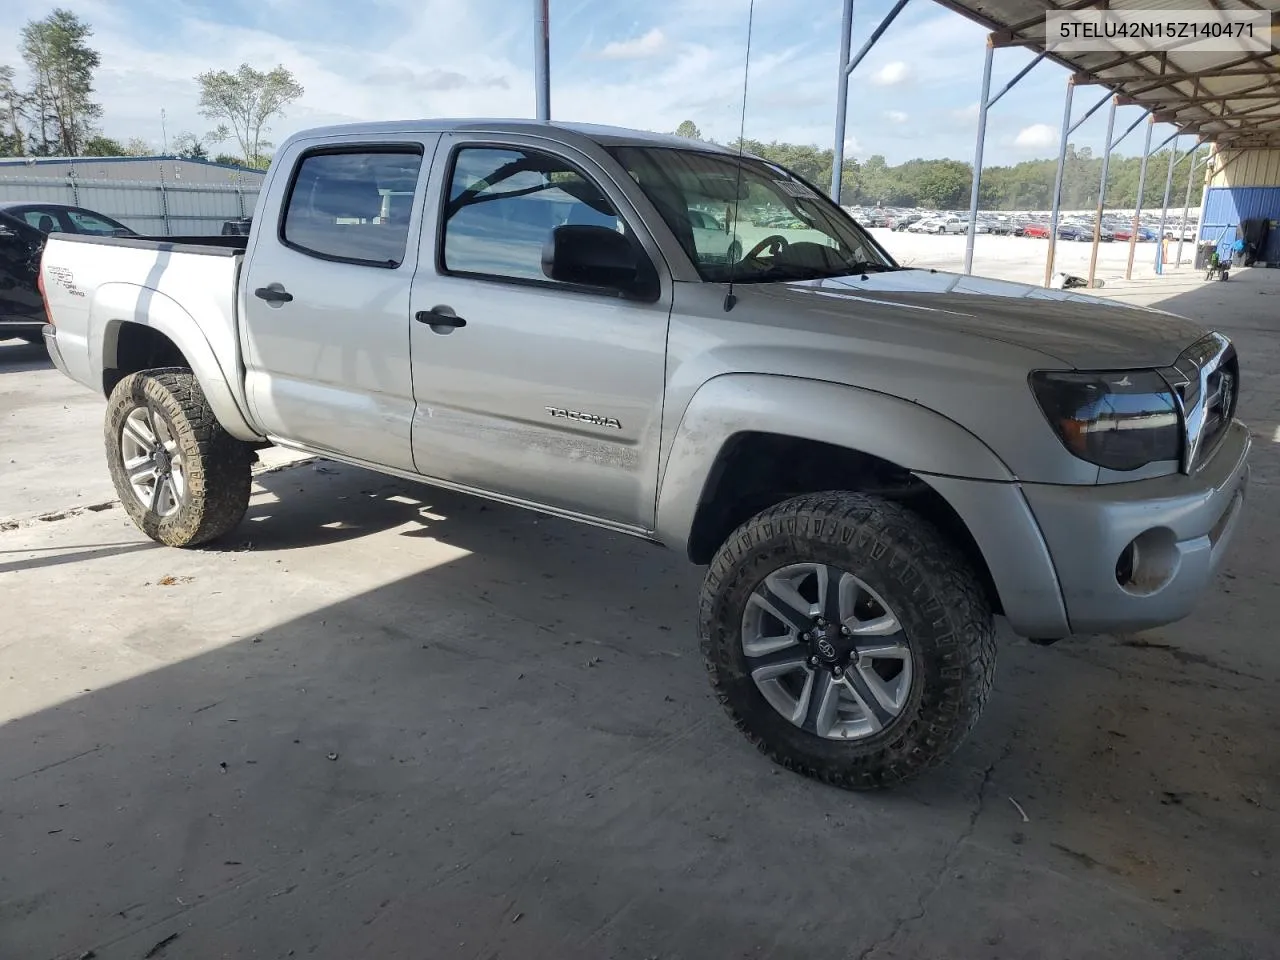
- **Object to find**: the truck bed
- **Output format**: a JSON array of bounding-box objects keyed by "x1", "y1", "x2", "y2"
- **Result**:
[
  {"x1": 40, "y1": 232, "x2": 250, "y2": 434},
  {"x1": 50, "y1": 232, "x2": 248, "y2": 255}
]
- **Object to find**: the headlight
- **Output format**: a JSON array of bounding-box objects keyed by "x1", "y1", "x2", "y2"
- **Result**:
[{"x1": 1029, "y1": 369, "x2": 1181, "y2": 471}]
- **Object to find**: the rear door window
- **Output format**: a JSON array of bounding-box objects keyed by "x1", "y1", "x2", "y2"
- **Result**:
[
  {"x1": 20, "y1": 209, "x2": 65, "y2": 234},
  {"x1": 281, "y1": 147, "x2": 424, "y2": 267}
]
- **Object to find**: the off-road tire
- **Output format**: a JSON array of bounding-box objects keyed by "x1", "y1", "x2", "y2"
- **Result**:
[
  {"x1": 105, "y1": 368, "x2": 252, "y2": 547},
  {"x1": 699, "y1": 491, "x2": 997, "y2": 790}
]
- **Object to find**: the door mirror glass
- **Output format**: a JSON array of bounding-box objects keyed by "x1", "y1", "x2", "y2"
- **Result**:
[{"x1": 542, "y1": 224, "x2": 654, "y2": 297}]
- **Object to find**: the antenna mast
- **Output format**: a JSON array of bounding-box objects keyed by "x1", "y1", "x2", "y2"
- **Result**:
[{"x1": 724, "y1": 0, "x2": 755, "y2": 312}]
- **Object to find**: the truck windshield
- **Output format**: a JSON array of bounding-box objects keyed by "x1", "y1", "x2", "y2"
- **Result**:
[{"x1": 608, "y1": 146, "x2": 897, "y2": 283}]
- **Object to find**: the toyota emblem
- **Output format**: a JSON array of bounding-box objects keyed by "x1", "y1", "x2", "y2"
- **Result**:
[{"x1": 817, "y1": 638, "x2": 837, "y2": 660}]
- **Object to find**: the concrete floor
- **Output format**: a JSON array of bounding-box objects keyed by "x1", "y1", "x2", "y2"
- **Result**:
[{"x1": 1, "y1": 259, "x2": 1278, "y2": 960}]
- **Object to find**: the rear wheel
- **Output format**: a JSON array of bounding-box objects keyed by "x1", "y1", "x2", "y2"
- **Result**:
[
  {"x1": 105, "y1": 369, "x2": 253, "y2": 547},
  {"x1": 700, "y1": 492, "x2": 996, "y2": 790}
]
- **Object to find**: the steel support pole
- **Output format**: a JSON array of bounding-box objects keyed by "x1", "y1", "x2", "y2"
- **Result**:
[
  {"x1": 831, "y1": 0, "x2": 909, "y2": 201},
  {"x1": 986, "y1": 51, "x2": 1045, "y2": 110},
  {"x1": 1175, "y1": 147, "x2": 1199, "y2": 267},
  {"x1": 533, "y1": 0, "x2": 550, "y2": 121},
  {"x1": 1156, "y1": 138, "x2": 1178, "y2": 273},
  {"x1": 830, "y1": 0, "x2": 855, "y2": 201},
  {"x1": 845, "y1": 0, "x2": 910, "y2": 75},
  {"x1": 1044, "y1": 79, "x2": 1075, "y2": 288},
  {"x1": 1125, "y1": 116, "x2": 1154, "y2": 280},
  {"x1": 1087, "y1": 96, "x2": 1117, "y2": 288},
  {"x1": 963, "y1": 39, "x2": 995, "y2": 275}
]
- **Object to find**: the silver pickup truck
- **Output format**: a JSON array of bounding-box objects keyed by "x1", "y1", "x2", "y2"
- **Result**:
[{"x1": 39, "y1": 119, "x2": 1249, "y2": 790}]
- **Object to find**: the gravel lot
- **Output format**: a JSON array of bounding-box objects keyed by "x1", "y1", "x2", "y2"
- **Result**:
[{"x1": 1, "y1": 251, "x2": 1276, "y2": 960}]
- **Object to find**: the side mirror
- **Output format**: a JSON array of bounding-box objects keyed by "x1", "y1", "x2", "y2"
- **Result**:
[{"x1": 542, "y1": 225, "x2": 657, "y2": 299}]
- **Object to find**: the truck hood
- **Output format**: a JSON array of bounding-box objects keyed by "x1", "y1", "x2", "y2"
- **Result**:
[{"x1": 774, "y1": 268, "x2": 1205, "y2": 369}]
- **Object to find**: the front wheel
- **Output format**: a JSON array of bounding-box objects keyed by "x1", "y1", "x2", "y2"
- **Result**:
[
  {"x1": 699, "y1": 492, "x2": 996, "y2": 790},
  {"x1": 105, "y1": 369, "x2": 253, "y2": 547}
]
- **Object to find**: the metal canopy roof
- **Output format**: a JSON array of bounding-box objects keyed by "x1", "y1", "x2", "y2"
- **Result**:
[{"x1": 932, "y1": 0, "x2": 1280, "y2": 149}]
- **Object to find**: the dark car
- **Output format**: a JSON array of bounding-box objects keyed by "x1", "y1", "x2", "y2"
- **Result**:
[
  {"x1": 0, "y1": 202, "x2": 135, "y2": 344},
  {"x1": 221, "y1": 217, "x2": 253, "y2": 236}
]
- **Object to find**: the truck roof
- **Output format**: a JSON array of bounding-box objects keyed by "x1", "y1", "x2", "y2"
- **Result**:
[{"x1": 285, "y1": 119, "x2": 743, "y2": 156}]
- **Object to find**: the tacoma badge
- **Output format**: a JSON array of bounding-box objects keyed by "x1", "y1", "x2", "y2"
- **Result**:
[{"x1": 545, "y1": 406, "x2": 623, "y2": 430}]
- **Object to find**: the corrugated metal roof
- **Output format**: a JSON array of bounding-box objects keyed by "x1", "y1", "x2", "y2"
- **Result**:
[
  {"x1": 933, "y1": 0, "x2": 1280, "y2": 148},
  {"x1": 0, "y1": 156, "x2": 266, "y2": 185}
]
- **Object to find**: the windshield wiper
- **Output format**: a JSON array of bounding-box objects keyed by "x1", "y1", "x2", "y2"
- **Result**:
[{"x1": 840, "y1": 261, "x2": 900, "y2": 275}]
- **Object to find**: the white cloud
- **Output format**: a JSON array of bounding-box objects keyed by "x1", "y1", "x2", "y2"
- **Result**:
[
  {"x1": 885, "y1": 110, "x2": 908, "y2": 124},
  {"x1": 951, "y1": 102, "x2": 979, "y2": 123},
  {"x1": 596, "y1": 28, "x2": 666, "y2": 60},
  {"x1": 870, "y1": 61, "x2": 910, "y2": 87},
  {"x1": 1015, "y1": 123, "x2": 1058, "y2": 150}
]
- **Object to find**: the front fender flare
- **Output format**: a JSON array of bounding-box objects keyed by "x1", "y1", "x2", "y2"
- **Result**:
[
  {"x1": 654, "y1": 373, "x2": 1015, "y2": 555},
  {"x1": 92, "y1": 283, "x2": 261, "y2": 441}
]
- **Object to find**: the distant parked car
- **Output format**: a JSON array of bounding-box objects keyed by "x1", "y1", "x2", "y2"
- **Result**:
[
  {"x1": 1021, "y1": 222, "x2": 1050, "y2": 238},
  {"x1": 1111, "y1": 225, "x2": 1156, "y2": 242},
  {"x1": 892, "y1": 214, "x2": 922, "y2": 232},
  {"x1": 688, "y1": 209, "x2": 741, "y2": 262},
  {"x1": 1, "y1": 202, "x2": 136, "y2": 344},
  {"x1": 221, "y1": 217, "x2": 253, "y2": 236}
]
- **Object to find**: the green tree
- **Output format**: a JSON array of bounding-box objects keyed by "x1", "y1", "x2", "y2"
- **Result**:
[
  {"x1": 673, "y1": 119, "x2": 702, "y2": 140},
  {"x1": 82, "y1": 134, "x2": 125, "y2": 156},
  {"x1": 124, "y1": 136, "x2": 151, "y2": 156},
  {"x1": 20, "y1": 8, "x2": 102, "y2": 155},
  {"x1": 0, "y1": 65, "x2": 27, "y2": 155},
  {"x1": 197, "y1": 63, "x2": 304, "y2": 167},
  {"x1": 172, "y1": 131, "x2": 209, "y2": 160}
]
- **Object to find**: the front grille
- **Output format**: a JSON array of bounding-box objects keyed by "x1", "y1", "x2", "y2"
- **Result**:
[
  {"x1": 1196, "y1": 354, "x2": 1238, "y2": 468},
  {"x1": 1162, "y1": 334, "x2": 1237, "y2": 473}
]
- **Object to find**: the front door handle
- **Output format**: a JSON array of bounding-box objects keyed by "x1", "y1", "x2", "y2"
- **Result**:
[
  {"x1": 415, "y1": 308, "x2": 466, "y2": 332},
  {"x1": 254, "y1": 284, "x2": 293, "y2": 304}
]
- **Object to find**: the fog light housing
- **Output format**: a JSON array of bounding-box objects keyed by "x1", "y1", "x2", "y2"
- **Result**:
[{"x1": 1115, "y1": 528, "x2": 1179, "y2": 596}]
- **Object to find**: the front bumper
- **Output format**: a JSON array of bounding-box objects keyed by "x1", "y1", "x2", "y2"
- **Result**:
[
  {"x1": 1022, "y1": 419, "x2": 1249, "y2": 636},
  {"x1": 924, "y1": 419, "x2": 1250, "y2": 639}
]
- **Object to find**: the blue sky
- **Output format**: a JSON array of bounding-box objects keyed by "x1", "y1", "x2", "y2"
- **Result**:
[{"x1": 1, "y1": 0, "x2": 1188, "y2": 165}]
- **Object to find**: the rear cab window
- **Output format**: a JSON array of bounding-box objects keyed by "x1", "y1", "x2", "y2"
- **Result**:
[{"x1": 281, "y1": 147, "x2": 424, "y2": 267}]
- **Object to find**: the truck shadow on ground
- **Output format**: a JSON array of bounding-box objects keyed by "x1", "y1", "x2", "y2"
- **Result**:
[
  {"x1": 3, "y1": 270, "x2": 1278, "y2": 959},
  {"x1": 2, "y1": 455, "x2": 1275, "y2": 960},
  {"x1": 0, "y1": 338, "x2": 52, "y2": 374}
]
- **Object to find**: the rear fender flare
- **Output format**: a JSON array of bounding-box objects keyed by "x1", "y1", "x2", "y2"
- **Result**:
[{"x1": 92, "y1": 282, "x2": 261, "y2": 441}]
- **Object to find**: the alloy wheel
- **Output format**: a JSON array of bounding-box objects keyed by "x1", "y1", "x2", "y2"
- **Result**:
[
  {"x1": 120, "y1": 405, "x2": 186, "y2": 517},
  {"x1": 740, "y1": 563, "x2": 913, "y2": 740}
]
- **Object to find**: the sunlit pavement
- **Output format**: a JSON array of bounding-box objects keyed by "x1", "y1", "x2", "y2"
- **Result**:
[{"x1": 1, "y1": 262, "x2": 1277, "y2": 959}]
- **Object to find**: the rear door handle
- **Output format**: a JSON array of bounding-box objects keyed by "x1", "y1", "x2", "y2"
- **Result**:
[
  {"x1": 254, "y1": 284, "x2": 293, "y2": 304},
  {"x1": 415, "y1": 308, "x2": 466, "y2": 331}
]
